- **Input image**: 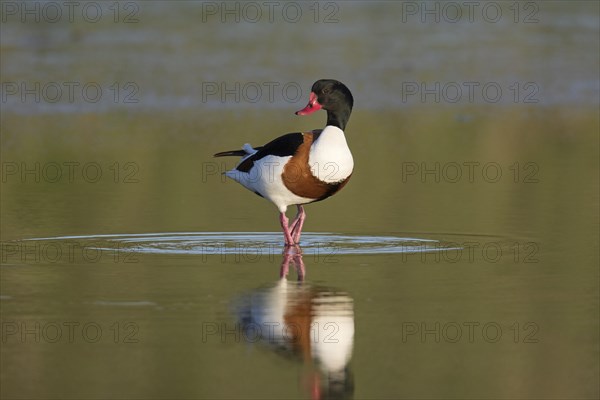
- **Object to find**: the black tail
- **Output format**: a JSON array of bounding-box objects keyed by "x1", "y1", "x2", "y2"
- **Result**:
[
  {"x1": 214, "y1": 150, "x2": 246, "y2": 157},
  {"x1": 213, "y1": 146, "x2": 264, "y2": 158}
]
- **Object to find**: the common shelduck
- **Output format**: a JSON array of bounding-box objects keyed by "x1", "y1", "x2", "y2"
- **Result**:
[{"x1": 214, "y1": 79, "x2": 354, "y2": 245}]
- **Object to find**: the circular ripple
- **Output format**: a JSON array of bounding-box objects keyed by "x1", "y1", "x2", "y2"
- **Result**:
[{"x1": 25, "y1": 232, "x2": 462, "y2": 256}]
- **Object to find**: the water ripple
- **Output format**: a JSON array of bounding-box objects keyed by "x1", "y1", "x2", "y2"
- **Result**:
[{"x1": 25, "y1": 232, "x2": 462, "y2": 256}]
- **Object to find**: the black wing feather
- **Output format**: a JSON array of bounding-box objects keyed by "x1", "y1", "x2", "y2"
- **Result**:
[
  {"x1": 214, "y1": 132, "x2": 305, "y2": 173},
  {"x1": 236, "y1": 132, "x2": 304, "y2": 172}
]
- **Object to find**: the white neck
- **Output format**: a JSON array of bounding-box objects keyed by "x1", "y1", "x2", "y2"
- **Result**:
[{"x1": 308, "y1": 126, "x2": 354, "y2": 183}]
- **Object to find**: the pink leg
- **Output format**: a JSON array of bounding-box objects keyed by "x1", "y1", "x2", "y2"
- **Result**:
[
  {"x1": 279, "y1": 212, "x2": 294, "y2": 246},
  {"x1": 289, "y1": 205, "x2": 303, "y2": 232},
  {"x1": 290, "y1": 205, "x2": 306, "y2": 244}
]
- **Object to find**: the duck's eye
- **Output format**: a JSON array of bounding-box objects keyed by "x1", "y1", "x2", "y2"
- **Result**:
[{"x1": 322, "y1": 88, "x2": 330, "y2": 94}]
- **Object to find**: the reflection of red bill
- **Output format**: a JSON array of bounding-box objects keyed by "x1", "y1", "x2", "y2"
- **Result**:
[{"x1": 295, "y1": 92, "x2": 322, "y2": 115}]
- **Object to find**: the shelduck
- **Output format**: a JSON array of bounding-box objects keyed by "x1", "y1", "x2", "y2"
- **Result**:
[{"x1": 214, "y1": 79, "x2": 354, "y2": 245}]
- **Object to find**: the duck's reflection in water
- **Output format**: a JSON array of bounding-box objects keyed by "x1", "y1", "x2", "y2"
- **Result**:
[{"x1": 236, "y1": 246, "x2": 355, "y2": 400}]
